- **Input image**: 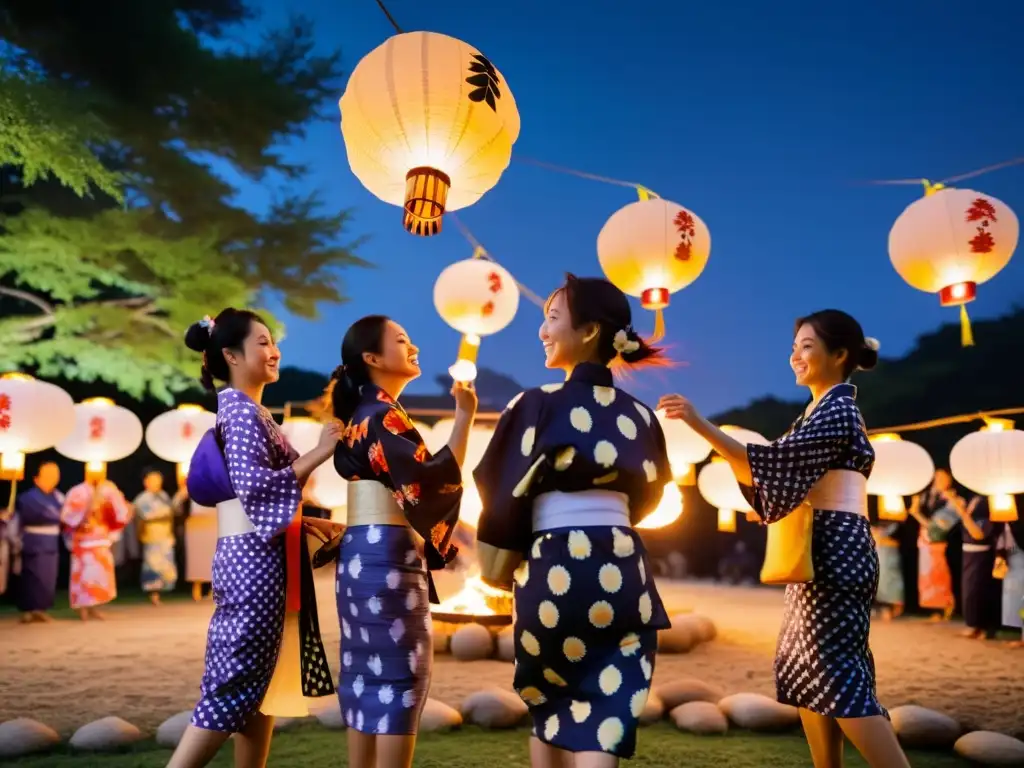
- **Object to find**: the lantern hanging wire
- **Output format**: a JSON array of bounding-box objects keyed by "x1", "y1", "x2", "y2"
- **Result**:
[
  {"x1": 449, "y1": 213, "x2": 545, "y2": 309},
  {"x1": 858, "y1": 156, "x2": 1024, "y2": 187}
]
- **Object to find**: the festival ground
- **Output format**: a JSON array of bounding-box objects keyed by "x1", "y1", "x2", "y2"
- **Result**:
[{"x1": 2, "y1": 578, "x2": 1022, "y2": 755}]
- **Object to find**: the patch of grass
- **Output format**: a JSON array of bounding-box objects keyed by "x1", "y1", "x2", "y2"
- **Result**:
[
  {"x1": 3, "y1": 723, "x2": 971, "y2": 767},
  {"x1": 0, "y1": 587, "x2": 196, "y2": 619}
]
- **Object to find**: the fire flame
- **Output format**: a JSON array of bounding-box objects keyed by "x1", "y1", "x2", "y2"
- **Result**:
[{"x1": 431, "y1": 573, "x2": 508, "y2": 616}]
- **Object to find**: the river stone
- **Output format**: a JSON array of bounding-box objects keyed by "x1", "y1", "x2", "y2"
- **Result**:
[
  {"x1": 890, "y1": 705, "x2": 960, "y2": 749},
  {"x1": 0, "y1": 718, "x2": 61, "y2": 758},
  {"x1": 419, "y1": 698, "x2": 463, "y2": 732},
  {"x1": 717, "y1": 693, "x2": 799, "y2": 732},
  {"x1": 639, "y1": 690, "x2": 665, "y2": 724},
  {"x1": 495, "y1": 625, "x2": 515, "y2": 662},
  {"x1": 954, "y1": 731, "x2": 1024, "y2": 766},
  {"x1": 450, "y1": 623, "x2": 495, "y2": 661},
  {"x1": 69, "y1": 716, "x2": 143, "y2": 751},
  {"x1": 654, "y1": 677, "x2": 725, "y2": 709},
  {"x1": 689, "y1": 614, "x2": 718, "y2": 643},
  {"x1": 671, "y1": 702, "x2": 729, "y2": 735},
  {"x1": 155, "y1": 711, "x2": 193, "y2": 748},
  {"x1": 658, "y1": 617, "x2": 698, "y2": 653},
  {"x1": 461, "y1": 687, "x2": 528, "y2": 729}
]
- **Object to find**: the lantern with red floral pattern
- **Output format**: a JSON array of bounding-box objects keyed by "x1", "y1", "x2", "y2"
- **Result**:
[
  {"x1": 145, "y1": 404, "x2": 217, "y2": 484},
  {"x1": 56, "y1": 397, "x2": 143, "y2": 483},
  {"x1": 889, "y1": 183, "x2": 1018, "y2": 346},
  {"x1": 0, "y1": 373, "x2": 75, "y2": 484}
]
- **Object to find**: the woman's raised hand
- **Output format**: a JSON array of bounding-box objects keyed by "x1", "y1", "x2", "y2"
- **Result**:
[
  {"x1": 318, "y1": 419, "x2": 345, "y2": 452},
  {"x1": 451, "y1": 381, "x2": 478, "y2": 418},
  {"x1": 657, "y1": 393, "x2": 699, "y2": 425}
]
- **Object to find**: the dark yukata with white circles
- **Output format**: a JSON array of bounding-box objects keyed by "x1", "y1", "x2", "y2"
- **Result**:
[
  {"x1": 190, "y1": 388, "x2": 333, "y2": 734},
  {"x1": 743, "y1": 383, "x2": 887, "y2": 719},
  {"x1": 474, "y1": 363, "x2": 674, "y2": 758}
]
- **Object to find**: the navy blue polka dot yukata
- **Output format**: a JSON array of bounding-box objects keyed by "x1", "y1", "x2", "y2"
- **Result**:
[
  {"x1": 474, "y1": 363, "x2": 673, "y2": 758},
  {"x1": 743, "y1": 383, "x2": 887, "y2": 719}
]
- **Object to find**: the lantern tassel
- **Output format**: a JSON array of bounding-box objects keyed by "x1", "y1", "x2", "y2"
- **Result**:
[
  {"x1": 959, "y1": 304, "x2": 975, "y2": 347},
  {"x1": 649, "y1": 308, "x2": 666, "y2": 344}
]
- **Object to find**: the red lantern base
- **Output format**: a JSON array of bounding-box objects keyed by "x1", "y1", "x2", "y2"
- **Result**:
[
  {"x1": 641, "y1": 287, "x2": 670, "y2": 310},
  {"x1": 939, "y1": 281, "x2": 977, "y2": 307}
]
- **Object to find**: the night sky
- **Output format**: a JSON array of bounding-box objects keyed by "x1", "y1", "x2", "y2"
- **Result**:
[{"x1": 231, "y1": 0, "x2": 1024, "y2": 414}]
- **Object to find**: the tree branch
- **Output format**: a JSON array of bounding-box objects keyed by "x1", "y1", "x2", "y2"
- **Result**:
[{"x1": 0, "y1": 285, "x2": 55, "y2": 316}]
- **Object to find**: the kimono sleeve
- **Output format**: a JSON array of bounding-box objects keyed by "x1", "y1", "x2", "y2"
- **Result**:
[
  {"x1": 362, "y1": 404, "x2": 463, "y2": 567},
  {"x1": 474, "y1": 389, "x2": 546, "y2": 557},
  {"x1": 743, "y1": 396, "x2": 861, "y2": 524},
  {"x1": 221, "y1": 399, "x2": 301, "y2": 542},
  {"x1": 102, "y1": 484, "x2": 132, "y2": 532},
  {"x1": 60, "y1": 486, "x2": 91, "y2": 530}
]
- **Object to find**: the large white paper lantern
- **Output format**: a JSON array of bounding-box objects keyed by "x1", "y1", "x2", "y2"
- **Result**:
[
  {"x1": 56, "y1": 397, "x2": 143, "y2": 482},
  {"x1": 597, "y1": 195, "x2": 711, "y2": 339},
  {"x1": 0, "y1": 373, "x2": 75, "y2": 481},
  {"x1": 280, "y1": 417, "x2": 349, "y2": 519},
  {"x1": 635, "y1": 480, "x2": 684, "y2": 530},
  {"x1": 866, "y1": 433, "x2": 935, "y2": 521},
  {"x1": 429, "y1": 419, "x2": 495, "y2": 528},
  {"x1": 697, "y1": 426, "x2": 769, "y2": 533},
  {"x1": 889, "y1": 184, "x2": 1018, "y2": 346},
  {"x1": 340, "y1": 31, "x2": 520, "y2": 236},
  {"x1": 950, "y1": 418, "x2": 1024, "y2": 522},
  {"x1": 656, "y1": 408, "x2": 711, "y2": 484},
  {"x1": 145, "y1": 404, "x2": 216, "y2": 483},
  {"x1": 434, "y1": 258, "x2": 520, "y2": 383}
]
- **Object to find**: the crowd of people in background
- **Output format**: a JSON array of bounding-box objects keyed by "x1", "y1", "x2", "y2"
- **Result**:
[{"x1": 871, "y1": 468, "x2": 1023, "y2": 646}]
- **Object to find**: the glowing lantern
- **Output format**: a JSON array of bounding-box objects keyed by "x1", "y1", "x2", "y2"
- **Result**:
[
  {"x1": 428, "y1": 419, "x2": 495, "y2": 528},
  {"x1": 145, "y1": 404, "x2": 216, "y2": 484},
  {"x1": 889, "y1": 183, "x2": 1018, "y2": 346},
  {"x1": 0, "y1": 373, "x2": 75, "y2": 483},
  {"x1": 635, "y1": 481, "x2": 684, "y2": 530},
  {"x1": 656, "y1": 409, "x2": 711, "y2": 485},
  {"x1": 280, "y1": 417, "x2": 349, "y2": 522},
  {"x1": 697, "y1": 426, "x2": 769, "y2": 533},
  {"x1": 950, "y1": 418, "x2": 1024, "y2": 523},
  {"x1": 434, "y1": 256, "x2": 520, "y2": 383},
  {"x1": 596, "y1": 192, "x2": 711, "y2": 340},
  {"x1": 866, "y1": 433, "x2": 934, "y2": 521},
  {"x1": 56, "y1": 398, "x2": 143, "y2": 482},
  {"x1": 339, "y1": 31, "x2": 520, "y2": 236}
]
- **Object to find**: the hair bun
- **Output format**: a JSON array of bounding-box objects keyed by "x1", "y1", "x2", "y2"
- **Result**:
[
  {"x1": 858, "y1": 343, "x2": 879, "y2": 372},
  {"x1": 330, "y1": 364, "x2": 347, "y2": 380},
  {"x1": 183, "y1": 321, "x2": 211, "y2": 352}
]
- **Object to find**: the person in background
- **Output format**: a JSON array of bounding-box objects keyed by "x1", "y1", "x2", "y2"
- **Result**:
[
  {"x1": 61, "y1": 477, "x2": 132, "y2": 621},
  {"x1": 908, "y1": 470, "x2": 960, "y2": 622},
  {"x1": 1001, "y1": 501, "x2": 1024, "y2": 648},
  {"x1": 12, "y1": 462, "x2": 65, "y2": 623},
  {"x1": 948, "y1": 492, "x2": 1002, "y2": 640},
  {"x1": 133, "y1": 468, "x2": 178, "y2": 605},
  {"x1": 173, "y1": 486, "x2": 216, "y2": 601},
  {"x1": 112, "y1": 491, "x2": 142, "y2": 587},
  {"x1": 870, "y1": 518, "x2": 904, "y2": 621}
]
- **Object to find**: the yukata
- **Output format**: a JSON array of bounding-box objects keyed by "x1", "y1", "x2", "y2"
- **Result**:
[
  {"x1": 917, "y1": 490, "x2": 959, "y2": 612},
  {"x1": 13, "y1": 486, "x2": 64, "y2": 612},
  {"x1": 1001, "y1": 515, "x2": 1024, "y2": 634},
  {"x1": 175, "y1": 493, "x2": 216, "y2": 585},
  {"x1": 186, "y1": 388, "x2": 333, "y2": 733},
  {"x1": 61, "y1": 482, "x2": 132, "y2": 610},
  {"x1": 961, "y1": 496, "x2": 1001, "y2": 637},
  {"x1": 742, "y1": 383, "x2": 886, "y2": 719},
  {"x1": 474, "y1": 363, "x2": 673, "y2": 759},
  {"x1": 133, "y1": 490, "x2": 178, "y2": 593},
  {"x1": 872, "y1": 521, "x2": 904, "y2": 608},
  {"x1": 332, "y1": 385, "x2": 463, "y2": 736}
]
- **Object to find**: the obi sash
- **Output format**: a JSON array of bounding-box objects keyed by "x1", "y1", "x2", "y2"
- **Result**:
[{"x1": 806, "y1": 469, "x2": 867, "y2": 516}]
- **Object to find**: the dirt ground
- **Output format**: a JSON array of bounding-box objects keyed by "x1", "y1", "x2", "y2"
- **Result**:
[{"x1": 2, "y1": 576, "x2": 1022, "y2": 737}]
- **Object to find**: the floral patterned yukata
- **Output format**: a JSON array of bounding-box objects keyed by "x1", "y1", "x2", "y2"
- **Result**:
[
  {"x1": 133, "y1": 489, "x2": 178, "y2": 593},
  {"x1": 332, "y1": 385, "x2": 463, "y2": 736},
  {"x1": 61, "y1": 482, "x2": 131, "y2": 609},
  {"x1": 474, "y1": 363, "x2": 673, "y2": 758},
  {"x1": 186, "y1": 388, "x2": 333, "y2": 733}
]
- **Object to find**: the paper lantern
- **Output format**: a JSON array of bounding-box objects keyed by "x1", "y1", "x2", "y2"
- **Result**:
[
  {"x1": 866, "y1": 433, "x2": 935, "y2": 521},
  {"x1": 429, "y1": 419, "x2": 495, "y2": 527},
  {"x1": 697, "y1": 426, "x2": 769, "y2": 533},
  {"x1": 56, "y1": 397, "x2": 143, "y2": 482},
  {"x1": 339, "y1": 31, "x2": 520, "y2": 236},
  {"x1": 596, "y1": 193, "x2": 711, "y2": 340},
  {"x1": 145, "y1": 404, "x2": 216, "y2": 484},
  {"x1": 0, "y1": 373, "x2": 75, "y2": 482},
  {"x1": 279, "y1": 417, "x2": 349, "y2": 516},
  {"x1": 889, "y1": 183, "x2": 1018, "y2": 346},
  {"x1": 656, "y1": 409, "x2": 711, "y2": 485},
  {"x1": 635, "y1": 480, "x2": 684, "y2": 530},
  {"x1": 950, "y1": 418, "x2": 1024, "y2": 522},
  {"x1": 434, "y1": 257, "x2": 520, "y2": 383}
]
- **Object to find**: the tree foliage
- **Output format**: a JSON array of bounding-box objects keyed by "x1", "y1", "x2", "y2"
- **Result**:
[{"x1": 0, "y1": 1, "x2": 366, "y2": 401}]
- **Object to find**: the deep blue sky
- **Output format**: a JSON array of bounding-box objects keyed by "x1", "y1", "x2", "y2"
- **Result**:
[{"x1": 237, "y1": 0, "x2": 1023, "y2": 414}]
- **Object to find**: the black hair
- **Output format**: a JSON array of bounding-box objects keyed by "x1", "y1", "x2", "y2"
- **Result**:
[
  {"x1": 794, "y1": 309, "x2": 877, "y2": 380},
  {"x1": 184, "y1": 308, "x2": 268, "y2": 391},
  {"x1": 546, "y1": 273, "x2": 669, "y2": 370},
  {"x1": 327, "y1": 315, "x2": 390, "y2": 424},
  {"x1": 141, "y1": 466, "x2": 163, "y2": 480}
]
